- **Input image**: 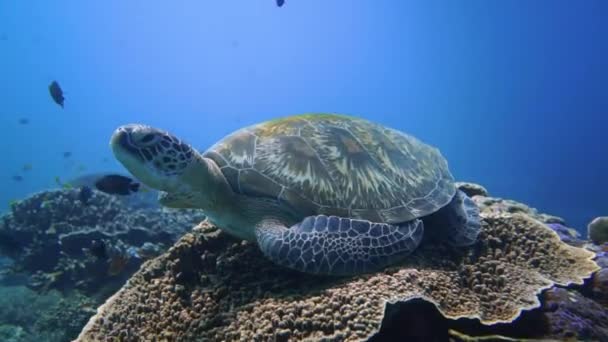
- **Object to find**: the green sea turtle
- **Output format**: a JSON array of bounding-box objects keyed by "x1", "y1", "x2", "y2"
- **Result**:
[{"x1": 110, "y1": 114, "x2": 480, "y2": 276}]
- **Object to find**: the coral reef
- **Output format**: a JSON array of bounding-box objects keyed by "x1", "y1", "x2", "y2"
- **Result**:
[
  {"x1": 0, "y1": 189, "x2": 205, "y2": 293},
  {"x1": 0, "y1": 285, "x2": 96, "y2": 342},
  {"x1": 473, "y1": 195, "x2": 565, "y2": 225},
  {"x1": 77, "y1": 211, "x2": 598, "y2": 341},
  {"x1": 0, "y1": 325, "x2": 27, "y2": 342},
  {"x1": 588, "y1": 216, "x2": 608, "y2": 245},
  {"x1": 0, "y1": 188, "x2": 205, "y2": 341},
  {"x1": 463, "y1": 183, "x2": 586, "y2": 248},
  {"x1": 454, "y1": 182, "x2": 565, "y2": 227}
]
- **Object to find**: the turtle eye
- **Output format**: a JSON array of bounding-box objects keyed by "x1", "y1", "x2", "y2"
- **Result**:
[
  {"x1": 135, "y1": 133, "x2": 160, "y2": 147},
  {"x1": 141, "y1": 134, "x2": 155, "y2": 143}
]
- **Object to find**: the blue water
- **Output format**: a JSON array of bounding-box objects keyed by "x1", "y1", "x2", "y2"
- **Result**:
[{"x1": 0, "y1": 1, "x2": 606, "y2": 231}]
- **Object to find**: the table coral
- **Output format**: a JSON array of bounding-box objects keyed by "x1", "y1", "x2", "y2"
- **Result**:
[{"x1": 77, "y1": 212, "x2": 598, "y2": 341}]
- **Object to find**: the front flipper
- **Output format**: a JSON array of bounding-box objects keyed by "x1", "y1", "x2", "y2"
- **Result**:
[
  {"x1": 255, "y1": 215, "x2": 424, "y2": 276},
  {"x1": 423, "y1": 190, "x2": 481, "y2": 246}
]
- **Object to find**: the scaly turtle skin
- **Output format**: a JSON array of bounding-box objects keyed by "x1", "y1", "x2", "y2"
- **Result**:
[{"x1": 110, "y1": 114, "x2": 480, "y2": 276}]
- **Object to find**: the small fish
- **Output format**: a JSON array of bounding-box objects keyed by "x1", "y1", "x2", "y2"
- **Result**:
[
  {"x1": 94, "y1": 174, "x2": 140, "y2": 196},
  {"x1": 78, "y1": 186, "x2": 93, "y2": 205},
  {"x1": 107, "y1": 253, "x2": 130, "y2": 276},
  {"x1": 0, "y1": 33, "x2": 7, "y2": 41},
  {"x1": 63, "y1": 151, "x2": 72, "y2": 158},
  {"x1": 18, "y1": 118, "x2": 29, "y2": 125},
  {"x1": 126, "y1": 246, "x2": 140, "y2": 259},
  {"x1": 8, "y1": 199, "x2": 18, "y2": 208},
  {"x1": 54, "y1": 176, "x2": 73, "y2": 189},
  {"x1": 22, "y1": 164, "x2": 32, "y2": 172},
  {"x1": 48, "y1": 81, "x2": 65, "y2": 108},
  {"x1": 12, "y1": 175, "x2": 23, "y2": 182},
  {"x1": 276, "y1": 0, "x2": 285, "y2": 7},
  {"x1": 137, "y1": 242, "x2": 161, "y2": 259}
]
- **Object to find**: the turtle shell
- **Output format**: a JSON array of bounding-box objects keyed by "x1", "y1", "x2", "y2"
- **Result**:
[{"x1": 202, "y1": 114, "x2": 456, "y2": 223}]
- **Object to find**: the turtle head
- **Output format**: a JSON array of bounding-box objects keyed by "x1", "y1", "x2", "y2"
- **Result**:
[{"x1": 110, "y1": 124, "x2": 203, "y2": 207}]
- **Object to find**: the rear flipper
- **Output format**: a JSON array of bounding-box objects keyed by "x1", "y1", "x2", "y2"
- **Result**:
[
  {"x1": 423, "y1": 189, "x2": 481, "y2": 246},
  {"x1": 255, "y1": 215, "x2": 424, "y2": 276}
]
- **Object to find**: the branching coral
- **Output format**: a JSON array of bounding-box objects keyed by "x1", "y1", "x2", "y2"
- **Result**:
[{"x1": 0, "y1": 189, "x2": 205, "y2": 293}]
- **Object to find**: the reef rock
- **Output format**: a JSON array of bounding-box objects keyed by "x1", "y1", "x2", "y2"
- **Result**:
[
  {"x1": 546, "y1": 223, "x2": 584, "y2": 247},
  {"x1": 454, "y1": 184, "x2": 565, "y2": 227},
  {"x1": 540, "y1": 288, "x2": 608, "y2": 340},
  {"x1": 77, "y1": 212, "x2": 598, "y2": 341},
  {"x1": 0, "y1": 285, "x2": 96, "y2": 342},
  {"x1": 590, "y1": 268, "x2": 608, "y2": 307},
  {"x1": 588, "y1": 216, "x2": 608, "y2": 245},
  {"x1": 375, "y1": 287, "x2": 608, "y2": 341},
  {"x1": 0, "y1": 189, "x2": 205, "y2": 293}
]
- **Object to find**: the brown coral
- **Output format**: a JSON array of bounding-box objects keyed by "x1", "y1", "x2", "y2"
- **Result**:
[{"x1": 76, "y1": 213, "x2": 598, "y2": 342}]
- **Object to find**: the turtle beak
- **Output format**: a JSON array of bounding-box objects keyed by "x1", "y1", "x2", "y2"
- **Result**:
[
  {"x1": 110, "y1": 125, "x2": 145, "y2": 163},
  {"x1": 110, "y1": 125, "x2": 146, "y2": 171},
  {"x1": 110, "y1": 125, "x2": 167, "y2": 191}
]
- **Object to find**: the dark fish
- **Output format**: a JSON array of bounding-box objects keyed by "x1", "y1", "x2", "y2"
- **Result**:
[
  {"x1": 12, "y1": 175, "x2": 23, "y2": 182},
  {"x1": 276, "y1": 0, "x2": 285, "y2": 7},
  {"x1": 22, "y1": 164, "x2": 32, "y2": 172},
  {"x1": 94, "y1": 174, "x2": 140, "y2": 196},
  {"x1": 48, "y1": 81, "x2": 65, "y2": 108},
  {"x1": 18, "y1": 118, "x2": 29, "y2": 125},
  {"x1": 78, "y1": 186, "x2": 93, "y2": 205},
  {"x1": 69, "y1": 172, "x2": 160, "y2": 208},
  {"x1": 63, "y1": 151, "x2": 72, "y2": 158},
  {"x1": 89, "y1": 240, "x2": 107, "y2": 259}
]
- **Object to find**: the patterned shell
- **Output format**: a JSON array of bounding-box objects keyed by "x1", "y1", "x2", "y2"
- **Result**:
[{"x1": 203, "y1": 114, "x2": 456, "y2": 224}]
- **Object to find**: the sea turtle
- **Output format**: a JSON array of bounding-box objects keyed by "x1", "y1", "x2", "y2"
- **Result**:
[{"x1": 110, "y1": 114, "x2": 480, "y2": 276}]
